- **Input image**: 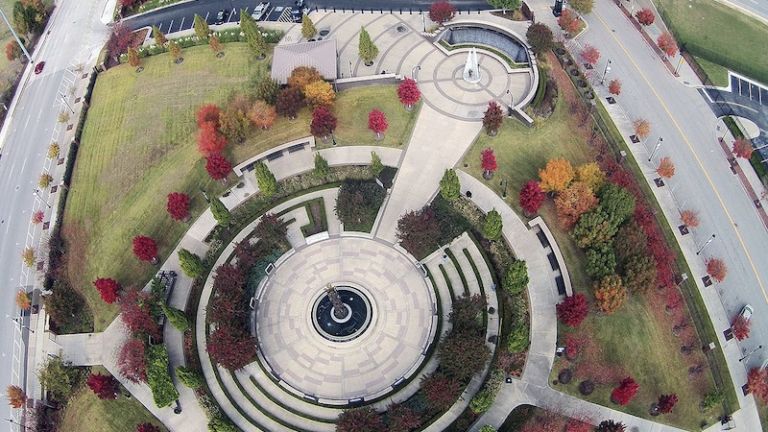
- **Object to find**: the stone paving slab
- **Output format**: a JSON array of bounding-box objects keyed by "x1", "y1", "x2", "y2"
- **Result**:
[{"x1": 256, "y1": 237, "x2": 435, "y2": 402}]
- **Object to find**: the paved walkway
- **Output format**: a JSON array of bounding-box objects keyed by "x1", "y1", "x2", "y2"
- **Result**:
[{"x1": 375, "y1": 104, "x2": 482, "y2": 242}]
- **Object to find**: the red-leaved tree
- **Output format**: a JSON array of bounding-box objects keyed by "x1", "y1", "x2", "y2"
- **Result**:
[
  {"x1": 197, "y1": 121, "x2": 227, "y2": 156},
  {"x1": 166, "y1": 192, "x2": 190, "y2": 221},
  {"x1": 206, "y1": 326, "x2": 257, "y2": 370},
  {"x1": 368, "y1": 109, "x2": 388, "y2": 139},
  {"x1": 581, "y1": 44, "x2": 600, "y2": 66},
  {"x1": 310, "y1": 106, "x2": 337, "y2": 138},
  {"x1": 132, "y1": 235, "x2": 158, "y2": 262},
  {"x1": 635, "y1": 8, "x2": 655, "y2": 26},
  {"x1": 31, "y1": 210, "x2": 44, "y2": 224},
  {"x1": 657, "y1": 32, "x2": 678, "y2": 57},
  {"x1": 556, "y1": 293, "x2": 589, "y2": 327},
  {"x1": 5, "y1": 42, "x2": 20, "y2": 61},
  {"x1": 481, "y1": 148, "x2": 497, "y2": 178},
  {"x1": 608, "y1": 79, "x2": 621, "y2": 96},
  {"x1": 558, "y1": 9, "x2": 583, "y2": 35},
  {"x1": 397, "y1": 78, "x2": 421, "y2": 109},
  {"x1": 87, "y1": 373, "x2": 119, "y2": 400},
  {"x1": 731, "y1": 315, "x2": 751, "y2": 341},
  {"x1": 748, "y1": 367, "x2": 768, "y2": 404},
  {"x1": 336, "y1": 407, "x2": 386, "y2": 432},
  {"x1": 93, "y1": 278, "x2": 120, "y2": 304},
  {"x1": 196, "y1": 104, "x2": 221, "y2": 128},
  {"x1": 421, "y1": 373, "x2": 461, "y2": 410},
  {"x1": 732, "y1": 138, "x2": 754, "y2": 159},
  {"x1": 565, "y1": 418, "x2": 593, "y2": 432},
  {"x1": 611, "y1": 377, "x2": 639, "y2": 405},
  {"x1": 387, "y1": 403, "x2": 421, "y2": 432},
  {"x1": 205, "y1": 152, "x2": 232, "y2": 181},
  {"x1": 136, "y1": 423, "x2": 161, "y2": 432},
  {"x1": 120, "y1": 289, "x2": 161, "y2": 339},
  {"x1": 483, "y1": 101, "x2": 504, "y2": 135},
  {"x1": 706, "y1": 258, "x2": 727, "y2": 282},
  {"x1": 656, "y1": 393, "x2": 678, "y2": 414},
  {"x1": 519, "y1": 180, "x2": 545, "y2": 216},
  {"x1": 429, "y1": 1, "x2": 456, "y2": 24},
  {"x1": 118, "y1": 338, "x2": 147, "y2": 383}
]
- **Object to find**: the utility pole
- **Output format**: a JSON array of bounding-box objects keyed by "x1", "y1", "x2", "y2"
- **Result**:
[
  {"x1": 0, "y1": 7, "x2": 32, "y2": 63},
  {"x1": 648, "y1": 137, "x2": 663, "y2": 162},
  {"x1": 601, "y1": 59, "x2": 612, "y2": 85},
  {"x1": 696, "y1": 233, "x2": 716, "y2": 255}
]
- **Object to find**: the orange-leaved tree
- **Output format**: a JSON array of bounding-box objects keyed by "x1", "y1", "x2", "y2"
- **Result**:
[
  {"x1": 680, "y1": 209, "x2": 700, "y2": 228},
  {"x1": 656, "y1": 157, "x2": 675, "y2": 179},
  {"x1": 593, "y1": 275, "x2": 627, "y2": 314},
  {"x1": 706, "y1": 258, "x2": 727, "y2": 282},
  {"x1": 633, "y1": 119, "x2": 651, "y2": 139},
  {"x1": 6, "y1": 385, "x2": 25, "y2": 408},
  {"x1": 554, "y1": 182, "x2": 598, "y2": 228},
  {"x1": 732, "y1": 138, "x2": 754, "y2": 159},
  {"x1": 539, "y1": 158, "x2": 575, "y2": 193}
]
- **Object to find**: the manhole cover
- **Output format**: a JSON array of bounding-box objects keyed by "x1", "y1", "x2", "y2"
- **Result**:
[{"x1": 396, "y1": 25, "x2": 407, "y2": 33}]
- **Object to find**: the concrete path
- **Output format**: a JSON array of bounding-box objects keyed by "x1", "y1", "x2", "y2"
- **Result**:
[{"x1": 375, "y1": 104, "x2": 482, "y2": 242}]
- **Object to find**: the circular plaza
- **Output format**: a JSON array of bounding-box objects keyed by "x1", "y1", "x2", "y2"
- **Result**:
[{"x1": 255, "y1": 236, "x2": 437, "y2": 402}]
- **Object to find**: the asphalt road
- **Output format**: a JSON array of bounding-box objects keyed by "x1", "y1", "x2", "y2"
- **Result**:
[
  {"x1": 577, "y1": 0, "x2": 768, "y2": 412},
  {"x1": 123, "y1": 0, "x2": 493, "y2": 32},
  {"x1": 0, "y1": 0, "x2": 109, "y2": 426}
]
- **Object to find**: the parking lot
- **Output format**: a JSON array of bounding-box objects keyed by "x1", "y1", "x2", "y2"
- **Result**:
[{"x1": 730, "y1": 73, "x2": 768, "y2": 107}]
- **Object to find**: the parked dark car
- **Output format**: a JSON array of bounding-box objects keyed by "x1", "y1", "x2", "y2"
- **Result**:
[{"x1": 34, "y1": 61, "x2": 45, "y2": 74}]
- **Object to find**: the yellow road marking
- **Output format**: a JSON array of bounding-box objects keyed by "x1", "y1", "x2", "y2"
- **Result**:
[{"x1": 592, "y1": 11, "x2": 768, "y2": 301}]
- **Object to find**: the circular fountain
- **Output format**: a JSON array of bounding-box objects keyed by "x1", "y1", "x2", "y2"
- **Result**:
[{"x1": 311, "y1": 284, "x2": 372, "y2": 342}]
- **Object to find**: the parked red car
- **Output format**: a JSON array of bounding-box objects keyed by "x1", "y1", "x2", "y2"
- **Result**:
[{"x1": 34, "y1": 61, "x2": 45, "y2": 74}]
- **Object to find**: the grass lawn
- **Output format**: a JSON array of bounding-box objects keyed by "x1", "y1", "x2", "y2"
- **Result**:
[
  {"x1": 461, "y1": 97, "x2": 717, "y2": 429},
  {"x1": 693, "y1": 55, "x2": 729, "y2": 87},
  {"x1": 654, "y1": 0, "x2": 768, "y2": 84},
  {"x1": 59, "y1": 367, "x2": 167, "y2": 432},
  {"x1": 63, "y1": 42, "x2": 411, "y2": 331}
]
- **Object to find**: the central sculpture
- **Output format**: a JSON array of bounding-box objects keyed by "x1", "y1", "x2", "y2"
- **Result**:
[
  {"x1": 312, "y1": 284, "x2": 373, "y2": 342},
  {"x1": 463, "y1": 47, "x2": 481, "y2": 84},
  {"x1": 325, "y1": 284, "x2": 349, "y2": 320}
]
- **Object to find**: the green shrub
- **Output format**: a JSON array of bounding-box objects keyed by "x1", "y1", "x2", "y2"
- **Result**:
[
  {"x1": 254, "y1": 161, "x2": 277, "y2": 197},
  {"x1": 178, "y1": 248, "x2": 205, "y2": 278},
  {"x1": 573, "y1": 208, "x2": 618, "y2": 249},
  {"x1": 146, "y1": 345, "x2": 179, "y2": 408},
  {"x1": 335, "y1": 179, "x2": 385, "y2": 230},
  {"x1": 502, "y1": 259, "x2": 528, "y2": 295},
  {"x1": 598, "y1": 183, "x2": 635, "y2": 226},
  {"x1": 208, "y1": 414, "x2": 238, "y2": 432},
  {"x1": 439, "y1": 169, "x2": 460, "y2": 201},
  {"x1": 482, "y1": 209, "x2": 503, "y2": 241},
  {"x1": 175, "y1": 366, "x2": 204, "y2": 389},
  {"x1": 585, "y1": 245, "x2": 616, "y2": 279},
  {"x1": 161, "y1": 304, "x2": 189, "y2": 332},
  {"x1": 470, "y1": 369, "x2": 505, "y2": 413},
  {"x1": 507, "y1": 321, "x2": 529, "y2": 353},
  {"x1": 479, "y1": 426, "x2": 497, "y2": 432},
  {"x1": 38, "y1": 357, "x2": 84, "y2": 402},
  {"x1": 370, "y1": 151, "x2": 384, "y2": 177},
  {"x1": 210, "y1": 197, "x2": 231, "y2": 226},
  {"x1": 313, "y1": 153, "x2": 330, "y2": 179}
]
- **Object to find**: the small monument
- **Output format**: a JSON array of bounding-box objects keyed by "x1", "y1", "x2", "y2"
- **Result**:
[
  {"x1": 463, "y1": 47, "x2": 481, "y2": 84},
  {"x1": 325, "y1": 284, "x2": 349, "y2": 319}
]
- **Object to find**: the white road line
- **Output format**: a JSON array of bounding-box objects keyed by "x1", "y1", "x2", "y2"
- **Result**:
[
  {"x1": 179, "y1": 16, "x2": 185, "y2": 31},
  {"x1": 229, "y1": 8, "x2": 236, "y2": 22},
  {"x1": 205, "y1": 11, "x2": 210, "y2": 21}
]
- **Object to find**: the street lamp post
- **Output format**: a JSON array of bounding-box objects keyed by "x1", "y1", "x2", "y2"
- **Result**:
[
  {"x1": 739, "y1": 344, "x2": 763, "y2": 362},
  {"x1": 6, "y1": 315, "x2": 33, "y2": 334},
  {"x1": 601, "y1": 59, "x2": 612, "y2": 85},
  {"x1": 0, "y1": 7, "x2": 32, "y2": 63},
  {"x1": 33, "y1": 189, "x2": 51, "y2": 209},
  {"x1": 411, "y1": 65, "x2": 421, "y2": 81},
  {"x1": 696, "y1": 233, "x2": 716, "y2": 255},
  {"x1": 59, "y1": 93, "x2": 74, "y2": 114},
  {"x1": 648, "y1": 137, "x2": 663, "y2": 162}
]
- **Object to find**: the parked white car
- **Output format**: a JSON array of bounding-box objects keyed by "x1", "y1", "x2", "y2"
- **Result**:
[{"x1": 252, "y1": 2, "x2": 271, "y2": 20}]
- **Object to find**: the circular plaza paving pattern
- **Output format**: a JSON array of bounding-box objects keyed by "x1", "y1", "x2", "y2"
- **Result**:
[{"x1": 255, "y1": 237, "x2": 436, "y2": 402}]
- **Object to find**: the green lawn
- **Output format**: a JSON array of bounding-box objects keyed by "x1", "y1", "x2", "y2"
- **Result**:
[
  {"x1": 655, "y1": 0, "x2": 768, "y2": 84},
  {"x1": 59, "y1": 367, "x2": 167, "y2": 432},
  {"x1": 461, "y1": 98, "x2": 716, "y2": 430},
  {"x1": 63, "y1": 42, "x2": 412, "y2": 331},
  {"x1": 694, "y1": 55, "x2": 729, "y2": 87}
]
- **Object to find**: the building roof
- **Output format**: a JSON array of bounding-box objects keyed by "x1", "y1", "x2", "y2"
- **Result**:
[{"x1": 270, "y1": 39, "x2": 338, "y2": 84}]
